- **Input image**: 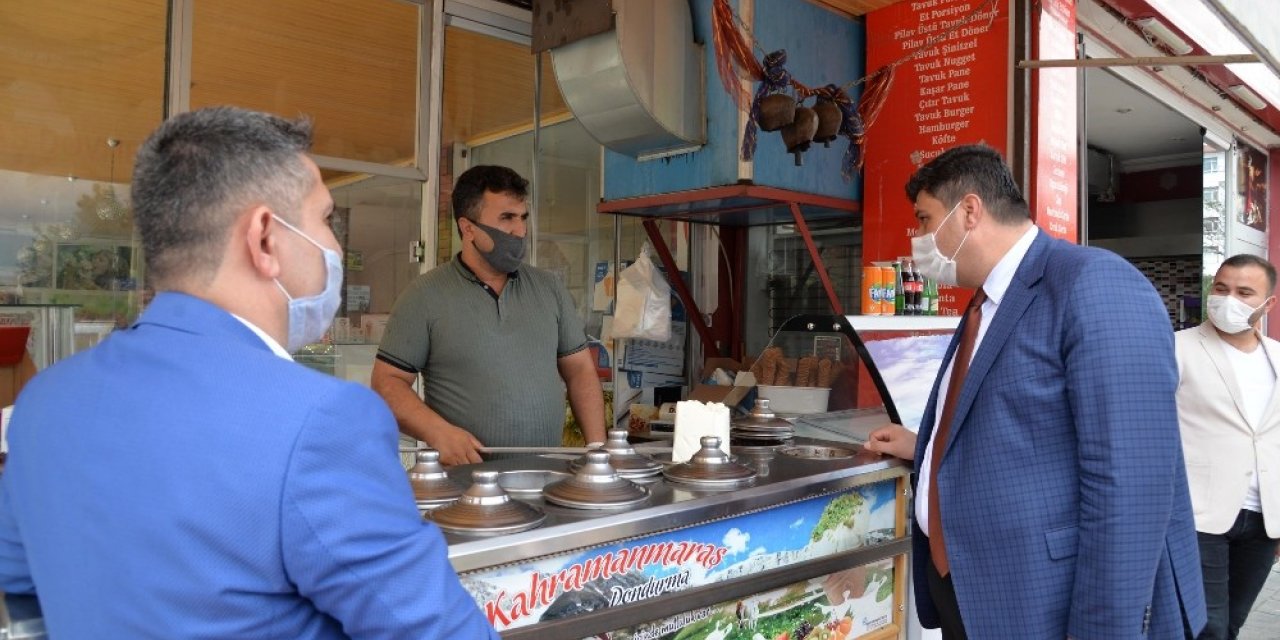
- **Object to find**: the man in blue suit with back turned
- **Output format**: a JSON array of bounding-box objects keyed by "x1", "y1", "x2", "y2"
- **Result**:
[
  {"x1": 0, "y1": 107, "x2": 497, "y2": 639},
  {"x1": 866, "y1": 145, "x2": 1205, "y2": 639}
]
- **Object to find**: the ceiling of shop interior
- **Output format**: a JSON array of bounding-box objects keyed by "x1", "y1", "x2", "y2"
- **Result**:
[
  {"x1": 4, "y1": 0, "x2": 1200, "y2": 192},
  {"x1": 1, "y1": 0, "x2": 168, "y2": 186},
  {"x1": 0, "y1": 2, "x2": 568, "y2": 186},
  {"x1": 442, "y1": 26, "x2": 568, "y2": 148},
  {"x1": 1085, "y1": 67, "x2": 1203, "y2": 163}
]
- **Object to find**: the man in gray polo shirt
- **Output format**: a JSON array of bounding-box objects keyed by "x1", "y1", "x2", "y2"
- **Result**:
[{"x1": 372, "y1": 165, "x2": 606, "y2": 465}]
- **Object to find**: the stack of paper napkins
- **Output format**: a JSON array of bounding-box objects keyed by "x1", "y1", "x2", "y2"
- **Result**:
[{"x1": 672, "y1": 400, "x2": 730, "y2": 462}]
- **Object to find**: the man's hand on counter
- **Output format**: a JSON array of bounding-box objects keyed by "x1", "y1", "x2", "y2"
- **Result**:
[
  {"x1": 863, "y1": 424, "x2": 917, "y2": 461},
  {"x1": 428, "y1": 424, "x2": 486, "y2": 466}
]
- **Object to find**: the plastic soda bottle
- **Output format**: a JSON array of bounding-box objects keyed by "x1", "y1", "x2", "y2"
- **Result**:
[{"x1": 893, "y1": 262, "x2": 904, "y2": 315}]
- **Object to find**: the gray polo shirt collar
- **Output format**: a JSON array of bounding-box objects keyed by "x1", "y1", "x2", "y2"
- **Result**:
[
  {"x1": 454, "y1": 253, "x2": 519, "y2": 281},
  {"x1": 453, "y1": 253, "x2": 521, "y2": 302}
]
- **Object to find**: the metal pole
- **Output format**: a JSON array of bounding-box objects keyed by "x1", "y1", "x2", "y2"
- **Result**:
[
  {"x1": 1018, "y1": 53, "x2": 1259, "y2": 68},
  {"x1": 530, "y1": 51, "x2": 542, "y2": 266},
  {"x1": 642, "y1": 220, "x2": 722, "y2": 358},
  {"x1": 1077, "y1": 34, "x2": 1089, "y2": 246},
  {"x1": 789, "y1": 203, "x2": 845, "y2": 316}
]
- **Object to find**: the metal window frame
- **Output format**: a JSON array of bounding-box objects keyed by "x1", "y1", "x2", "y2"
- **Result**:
[
  {"x1": 166, "y1": 0, "x2": 439, "y2": 266},
  {"x1": 438, "y1": 0, "x2": 542, "y2": 265}
]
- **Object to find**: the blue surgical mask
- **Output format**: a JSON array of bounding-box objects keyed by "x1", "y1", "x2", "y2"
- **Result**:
[{"x1": 272, "y1": 215, "x2": 343, "y2": 352}]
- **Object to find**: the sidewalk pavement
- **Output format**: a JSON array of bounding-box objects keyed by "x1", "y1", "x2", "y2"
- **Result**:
[{"x1": 1240, "y1": 558, "x2": 1280, "y2": 639}]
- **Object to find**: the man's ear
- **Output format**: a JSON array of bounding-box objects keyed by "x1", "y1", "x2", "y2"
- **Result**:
[
  {"x1": 244, "y1": 206, "x2": 282, "y2": 280},
  {"x1": 961, "y1": 193, "x2": 984, "y2": 230}
]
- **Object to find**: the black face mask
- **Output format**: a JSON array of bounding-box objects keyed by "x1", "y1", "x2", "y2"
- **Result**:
[{"x1": 470, "y1": 220, "x2": 526, "y2": 273}]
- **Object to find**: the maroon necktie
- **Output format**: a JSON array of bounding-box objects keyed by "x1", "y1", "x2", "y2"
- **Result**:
[{"x1": 928, "y1": 288, "x2": 987, "y2": 576}]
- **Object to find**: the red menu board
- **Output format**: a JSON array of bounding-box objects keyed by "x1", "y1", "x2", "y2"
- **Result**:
[
  {"x1": 1030, "y1": 0, "x2": 1079, "y2": 242},
  {"x1": 863, "y1": 0, "x2": 1012, "y2": 315}
]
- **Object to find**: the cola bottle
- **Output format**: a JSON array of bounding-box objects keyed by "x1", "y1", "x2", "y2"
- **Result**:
[{"x1": 903, "y1": 261, "x2": 919, "y2": 315}]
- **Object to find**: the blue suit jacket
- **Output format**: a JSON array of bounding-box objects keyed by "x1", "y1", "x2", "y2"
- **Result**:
[
  {"x1": 911, "y1": 232, "x2": 1206, "y2": 638},
  {"x1": 0, "y1": 293, "x2": 497, "y2": 639}
]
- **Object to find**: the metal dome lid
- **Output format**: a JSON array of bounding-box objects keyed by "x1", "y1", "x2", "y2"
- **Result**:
[
  {"x1": 731, "y1": 398, "x2": 795, "y2": 435},
  {"x1": 407, "y1": 449, "x2": 449, "y2": 480},
  {"x1": 425, "y1": 470, "x2": 546, "y2": 536},
  {"x1": 662, "y1": 436, "x2": 758, "y2": 489},
  {"x1": 546, "y1": 451, "x2": 649, "y2": 509},
  {"x1": 407, "y1": 450, "x2": 464, "y2": 506},
  {"x1": 569, "y1": 430, "x2": 662, "y2": 478},
  {"x1": 603, "y1": 428, "x2": 641, "y2": 454}
]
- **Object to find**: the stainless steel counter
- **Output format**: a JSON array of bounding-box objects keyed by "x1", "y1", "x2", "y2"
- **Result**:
[
  {"x1": 444, "y1": 439, "x2": 906, "y2": 573},
  {"x1": 442, "y1": 437, "x2": 912, "y2": 638},
  {"x1": 0, "y1": 594, "x2": 45, "y2": 640}
]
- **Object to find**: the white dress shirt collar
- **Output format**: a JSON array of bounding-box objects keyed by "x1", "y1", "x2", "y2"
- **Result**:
[
  {"x1": 915, "y1": 223, "x2": 1039, "y2": 537},
  {"x1": 981, "y1": 224, "x2": 1039, "y2": 305},
  {"x1": 230, "y1": 313, "x2": 293, "y2": 360}
]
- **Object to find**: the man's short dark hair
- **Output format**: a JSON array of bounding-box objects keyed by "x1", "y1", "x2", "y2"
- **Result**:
[
  {"x1": 131, "y1": 106, "x2": 314, "y2": 287},
  {"x1": 452, "y1": 165, "x2": 528, "y2": 225},
  {"x1": 1221, "y1": 254, "x2": 1277, "y2": 295},
  {"x1": 905, "y1": 144, "x2": 1030, "y2": 225}
]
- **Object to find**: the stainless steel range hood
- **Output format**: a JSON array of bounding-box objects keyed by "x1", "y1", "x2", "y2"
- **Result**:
[{"x1": 548, "y1": 0, "x2": 705, "y2": 161}]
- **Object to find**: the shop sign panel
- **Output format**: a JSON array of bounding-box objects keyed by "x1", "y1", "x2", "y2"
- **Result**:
[
  {"x1": 862, "y1": 0, "x2": 1013, "y2": 315},
  {"x1": 607, "y1": 560, "x2": 895, "y2": 640},
  {"x1": 1031, "y1": 0, "x2": 1079, "y2": 242},
  {"x1": 458, "y1": 479, "x2": 898, "y2": 632}
]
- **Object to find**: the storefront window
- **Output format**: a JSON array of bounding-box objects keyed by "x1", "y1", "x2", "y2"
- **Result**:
[
  {"x1": 1203, "y1": 142, "x2": 1228, "y2": 320},
  {"x1": 323, "y1": 176, "x2": 423, "y2": 383},
  {"x1": 438, "y1": 24, "x2": 651, "y2": 334},
  {"x1": 190, "y1": 0, "x2": 419, "y2": 166},
  {"x1": 468, "y1": 119, "x2": 654, "y2": 339},
  {"x1": 189, "y1": 0, "x2": 426, "y2": 376},
  {"x1": 1224, "y1": 142, "x2": 1270, "y2": 306},
  {"x1": 436, "y1": 26, "x2": 571, "y2": 262},
  {"x1": 0, "y1": 1, "x2": 167, "y2": 346},
  {"x1": 750, "y1": 222, "x2": 860, "y2": 352}
]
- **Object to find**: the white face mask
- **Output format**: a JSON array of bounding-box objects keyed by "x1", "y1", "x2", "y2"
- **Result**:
[
  {"x1": 272, "y1": 215, "x2": 344, "y2": 352},
  {"x1": 1207, "y1": 293, "x2": 1270, "y2": 335},
  {"x1": 911, "y1": 200, "x2": 970, "y2": 286}
]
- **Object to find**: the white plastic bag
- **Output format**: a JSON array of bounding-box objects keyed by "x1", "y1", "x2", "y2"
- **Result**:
[{"x1": 612, "y1": 245, "x2": 671, "y2": 341}]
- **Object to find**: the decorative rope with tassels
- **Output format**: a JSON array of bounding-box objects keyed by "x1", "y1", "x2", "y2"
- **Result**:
[
  {"x1": 740, "y1": 50, "x2": 792, "y2": 163},
  {"x1": 712, "y1": 0, "x2": 764, "y2": 111},
  {"x1": 814, "y1": 84, "x2": 866, "y2": 180}
]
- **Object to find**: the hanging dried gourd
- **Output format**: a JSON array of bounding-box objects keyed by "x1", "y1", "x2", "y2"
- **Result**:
[
  {"x1": 812, "y1": 94, "x2": 842, "y2": 147},
  {"x1": 811, "y1": 84, "x2": 867, "y2": 180},
  {"x1": 758, "y1": 94, "x2": 797, "y2": 132},
  {"x1": 781, "y1": 105, "x2": 818, "y2": 166},
  {"x1": 740, "y1": 50, "x2": 794, "y2": 162}
]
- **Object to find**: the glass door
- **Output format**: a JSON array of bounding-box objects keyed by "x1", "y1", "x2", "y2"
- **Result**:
[{"x1": 1201, "y1": 138, "x2": 1228, "y2": 328}]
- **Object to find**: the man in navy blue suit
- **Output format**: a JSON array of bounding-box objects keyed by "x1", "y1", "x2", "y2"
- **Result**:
[
  {"x1": 0, "y1": 107, "x2": 498, "y2": 638},
  {"x1": 867, "y1": 145, "x2": 1205, "y2": 639}
]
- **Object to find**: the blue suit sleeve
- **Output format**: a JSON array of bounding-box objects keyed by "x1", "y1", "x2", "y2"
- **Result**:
[
  {"x1": 280, "y1": 386, "x2": 498, "y2": 639},
  {"x1": 0, "y1": 478, "x2": 33, "y2": 594},
  {"x1": 1062, "y1": 258, "x2": 1180, "y2": 637}
]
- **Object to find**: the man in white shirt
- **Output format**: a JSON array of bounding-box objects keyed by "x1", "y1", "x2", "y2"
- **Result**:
[{"x1": 1176, "y1": 254, "x2": 1280, "y2": 640}]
